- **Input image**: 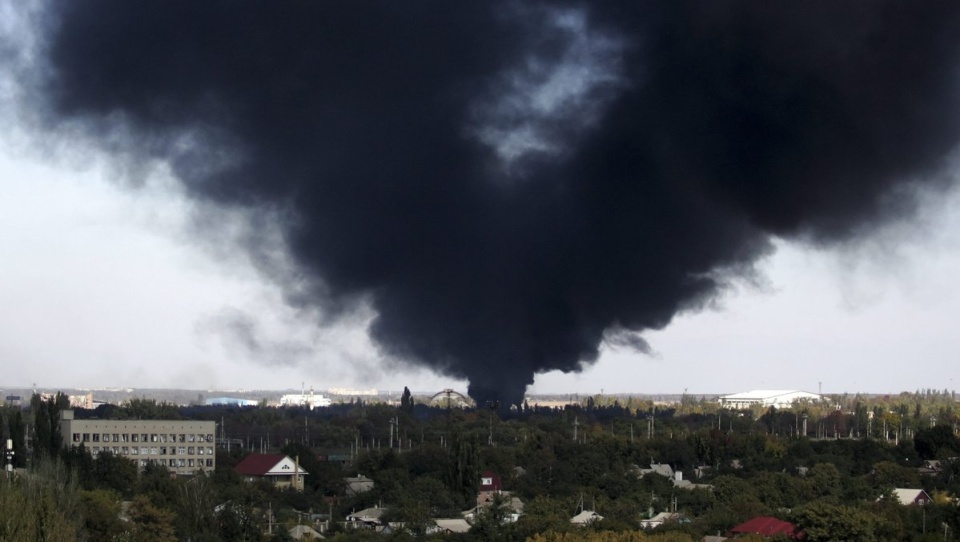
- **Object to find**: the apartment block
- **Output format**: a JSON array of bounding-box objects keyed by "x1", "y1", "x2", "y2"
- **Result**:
[{"x1": 60, "y1": 409, "x2": 215, "y2": 475}]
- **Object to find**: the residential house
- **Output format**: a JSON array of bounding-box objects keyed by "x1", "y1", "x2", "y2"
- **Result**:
[
  {"x1": 890, "y1": 488, "x2": 931, "y2": 506},
  {"x1": 429, "y1": 519, "x2": 472, "y2": 534},
  {"x1": 346, "y1": 505, "x2": 388, "y2": 529},
  {"x1": 464, "y1": 471, "x2": 523, "y2": 523},
  {"x1": 640, "y1": 511, "x2": 679, "y2": 529},
  {"x1": 571, "y1": 510, "x2": 604, "y2": 525},
  {"x1": 636, "y1": 463, "x2": 674, "y2": 479},
  {"x1": 234, "y1": 453, "x2": 308, "y2": 491},
  {"x1": 344, "y1": 474, "x2": 374, "y2": 496},
  {"x1": 289, "y1": 524, "x2": 324, "y2": 540},
  {"x1": 726, "y1": 516, "x2": 802, "y2": 539}
]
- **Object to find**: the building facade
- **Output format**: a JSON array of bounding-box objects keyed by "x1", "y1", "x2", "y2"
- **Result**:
[
  {"x1": 60, "y1": 409, "x2": 215, "y2": 475},
  {"x1": 719, "y1": 390, "x2": 822, "y2": 409}
]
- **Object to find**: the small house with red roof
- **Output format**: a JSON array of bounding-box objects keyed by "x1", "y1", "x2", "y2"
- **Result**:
[
  {"x1": 727, "y1": 516, "x2": 803, "y2": 539},
  {"x1": 234, "y1": 453, "x2": 308, "y2": 491},
  {"x1": 480, "y1": 471, "x2": 502, "y2": 493}
]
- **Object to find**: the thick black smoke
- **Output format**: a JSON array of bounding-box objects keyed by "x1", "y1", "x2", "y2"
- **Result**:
[{"x1": 21, "y1": 1, "x2": 960, "y2": 407}]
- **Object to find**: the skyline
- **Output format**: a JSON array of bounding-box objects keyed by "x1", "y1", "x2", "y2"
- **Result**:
[{"x1": 2, "y1": 2, "x2": 960, "y2": 401}]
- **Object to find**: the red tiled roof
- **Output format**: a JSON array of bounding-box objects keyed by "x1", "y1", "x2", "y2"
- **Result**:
[
  {"x1": 729, "y1": 516, "x2": 803, "y2": 539},
  {"x1": 235, "y1": 453, "x2": 286, "y2": 476}
]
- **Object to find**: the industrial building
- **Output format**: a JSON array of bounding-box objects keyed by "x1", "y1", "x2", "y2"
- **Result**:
[
  {"x1": 59, "y1": 409, "x2": 215, "y2": 476},
  {"x1": 718, "y1": 390, "x2": 822, "y2": 409}
]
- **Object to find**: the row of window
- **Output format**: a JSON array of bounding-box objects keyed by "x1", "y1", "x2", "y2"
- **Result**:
[
  {"x1": 73, "y1": 432, "x2": 213, "y2": 444},
  {"x1": 89, "y1": 446, "x2": 214, "y2": 456},
  {"x1": 136, "y1": 458, "x2": 214, "y2": 469}
]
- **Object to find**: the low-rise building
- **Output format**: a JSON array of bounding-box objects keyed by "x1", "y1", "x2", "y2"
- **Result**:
[
  {"x1": 60, "y1": 409, "x2": 215, "y2": 476},
  {"x1": 234, "y1": 453, "x2": 308, "y2": 491},
  {"x1": 719, "y1": 390, "x2": 822, "y2": 409}
]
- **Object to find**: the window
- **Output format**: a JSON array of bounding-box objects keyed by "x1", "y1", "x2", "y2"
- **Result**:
[
  {"x1": 178, "y1": 434, "x2": 186, "y2": 443},
  {"x1": 103, "y1": 434, "x2": 111, "y2": 442},
  {"x1": 178, "y1": 459, "x2": 185, "y2": 467},
  {"x1": 188, "y1": 459, "x2": 195, "y2": 468},
  {"x1": 92, "y1": 434, "x2": 100, "y2": 442},
  {"x1": 82, "y1": 433, "x2": 90, "y2": 442},
  {"x1": 131, "y1": 434, "x2": 139, "y2": 442},
  {"x1": 151, "y1": 434, "x2": 158, "y2": 442},
  {"x1": 160, "y1": 447, "x2": 167, "y2": 455},
  {"x1": 207, "y1": 447, "x2": 213, "y2": 455},
  {"x1": 130, "y1": 447, "x2": 138, "y2": 455},
  {"x1": 206, "y1": 434, "x2": 214, "y2": 443},
  {"x1": 139, "y1": 459, "x2": 147, "y2": 468},
  {"x1": 188, "y1": 434, "x2": 195, "y2": 443},
  {"x1": 178, "y1": 447, "x2": 187, "y2": 455},
  {"x1": 113, "y1": 447, "x2": 120, "y2": 454},
  {"x1": 198, "y1": 448, "x2": 204, "y2": 455},
  {"x1": 121, "y1": 434, "x2": 129, "y2": 442},
  {"x1": 151, "y1": 447, "x2": 158, "y2": 455},
  {"x1": 142, "y1": 434, "x2": 148, "y2": 443},
  {"x1": 113, "y1": 434, "x2": 120, "y2": 442},
  {"x1": 188, "y1": 447, "x2": 194, "y2": 455},
  {"x1": 122, "y1": 446, "x2": 129, "y2": 455},
  {"x1": 168, "y1": 459, "x2": 176, "y2": 467},
  {"x1": 206, "y1": 459, "x2": 214, "y2": 467},
  {"x1": 141, "y1": 447, "x2": 148, "y2": 455},
  {"x1": 160, "y1": 434, "x2": 167, "y2": 443},
  {"x1": 73, "y1": 433, "x2": 81, "y2": 442}
]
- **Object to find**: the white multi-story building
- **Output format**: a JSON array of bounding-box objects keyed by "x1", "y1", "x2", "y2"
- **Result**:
[{"x1": 60, "y1": 409, "x2": 215, "y2": 475}]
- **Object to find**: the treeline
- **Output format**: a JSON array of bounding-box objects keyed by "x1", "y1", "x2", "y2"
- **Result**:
[{"x1": 3, "y1": 393, "x2": 960, "y2": 541}]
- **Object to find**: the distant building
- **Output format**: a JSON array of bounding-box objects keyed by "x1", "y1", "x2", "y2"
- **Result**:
[
  {"x1": 280, "y1": 393, "x2": 332, "y2": 409},
  {"x1": 60, "y1": 409, "x2": 215, "y2": 476},
  {"x1": 719, "y1": 390, "x2": 821, "y2": 409},
  {"x1": 69, "y1": 393, "x2": 94, "y2": 409},
  {"x1": 328, "y1": 387, "x2": 379, "y2": 396},
  {"x1": 205, "y1": 397, "x2": 259, "y2": 407}
]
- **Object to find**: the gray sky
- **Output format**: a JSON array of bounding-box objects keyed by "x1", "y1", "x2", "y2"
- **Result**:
[
  {"x1": 4, "y1": 1, "x2": 960, "y2": 400},
  {"x1": 3, "y1": 146, "x2": 958, "y2": 396}
]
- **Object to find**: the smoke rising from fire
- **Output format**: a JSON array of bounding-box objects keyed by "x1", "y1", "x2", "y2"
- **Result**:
[{"x1": 13, "y1": 1, "x2": 960, "y2": 407}]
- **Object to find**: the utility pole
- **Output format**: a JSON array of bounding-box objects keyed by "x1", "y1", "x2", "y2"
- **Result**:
[{"x1": 573, "y1": 417, "x2": 579, "y2": 442}]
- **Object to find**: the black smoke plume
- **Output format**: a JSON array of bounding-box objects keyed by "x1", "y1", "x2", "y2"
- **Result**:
[{"x1": 19, "y1": 1, "x2": 960, "y2": 407}]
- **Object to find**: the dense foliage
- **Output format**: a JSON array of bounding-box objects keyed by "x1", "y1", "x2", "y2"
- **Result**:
[{"x1": 2, "y1": 391, "x2": 959, "y2": 541}]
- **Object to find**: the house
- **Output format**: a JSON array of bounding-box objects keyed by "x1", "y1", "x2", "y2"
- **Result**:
[
  {"x1": 465, "y1": 471, "x2": 523, "y2": 523},
  {"x1": 640, "y1": 511, "x2": 679, "y2": 529},
  {"x1": 571, "y1": 510, "x2": 604, "y2": 525},
  {"x1": 891, "y1": 488, "x2": 931, "y2": 506},
  {"x1": 289, "y1": 524, "x2": 324, "y2": 540},
  {"x1": 346, "y1": 505, "x2": 388, "y2": 528},
  {"x1": 727, "y1": 516, "x2": 802, "y2": 539},
  {"x1": 344, "y1": 474, "x2": 374, "y2": 496},
  {"x1": 234, "y1": 453, "x2": 308, "y2": 491},
  {"x1": 480, "y1": 471, "x2": 503, "y2": 493},
  {"x1": 430, "y1": 519, "x2": 472, "y2": 534},
  {"x1": 719, "y1": 390, "x2": 821, "y2": 409},
  {"x1": 636, "y1": 463, "x2": 674, "y2": 479}
]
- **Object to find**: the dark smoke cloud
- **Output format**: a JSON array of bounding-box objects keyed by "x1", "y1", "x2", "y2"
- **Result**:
[{"x1": 19, "y1": 1, "x2": 960, "y2": 407}]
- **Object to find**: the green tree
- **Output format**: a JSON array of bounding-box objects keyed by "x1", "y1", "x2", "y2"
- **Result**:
[
  {"x1": 80, "y1": 489, "x2": 129, "y2": 540},
  {"x1": 128, "y1": 495, "x2": 178, "y2": 542},
  {"x1": 792, "y1": 501, "x2": 895, "y2": 542},
  {"x1": 400, "y1": 386, "x2": 414, "y2": 414}
]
